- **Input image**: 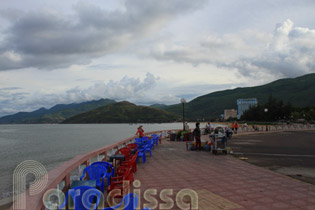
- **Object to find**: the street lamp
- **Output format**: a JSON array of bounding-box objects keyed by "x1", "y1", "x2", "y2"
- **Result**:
[
  {"x1": 181, "y1": 98, "x2": 186, "y2": 131},
  {"x1": 264, "y1": 108, "x2": 268, "y2": 131}
]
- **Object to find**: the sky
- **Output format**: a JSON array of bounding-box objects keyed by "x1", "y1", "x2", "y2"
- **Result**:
[{"x1": 0, "y1": 0, "x2": 315, "y2": 117}]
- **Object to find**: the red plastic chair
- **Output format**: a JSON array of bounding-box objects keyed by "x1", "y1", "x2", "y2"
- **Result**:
[
  {"x1": 121, "y1": 150, "x2": 139, "y2": 173},
  {"x1": 115, "y1": 147, "x2": 132, "y2": 166},
  {"x1": 116, "y1": 148, "x2": 132, "y2": 159},
  {"x1": 126, "y1": 143, "x2": 138, "y2": 151},
  {"x1": 108, "y1": 167, "x2": 134, "y2": 198}
]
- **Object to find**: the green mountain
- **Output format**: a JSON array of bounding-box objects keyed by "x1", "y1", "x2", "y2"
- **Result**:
[
  {"x1": 0, "y1": 99, "x2": 116, "y2": 124},
  {"x1": 2, "y1": 73, "x2": 315, "y2": 123},
  {"x1": 62, "y1": 101, "x2": 178, "y2": 124},
  {"x1": 163, "y1": 73, "x2": 315, "y2": 120},
  {"x1": 150, "y1": 104, "x2": 168, "y2": 109}
]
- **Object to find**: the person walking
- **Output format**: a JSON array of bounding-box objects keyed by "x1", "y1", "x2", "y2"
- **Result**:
[
  {"x1": 234, "y1": 121, "x2": 239, "y2": 134},
  {"x1": 205, "y1": 122, "x2": 211, "y2": 134},
  {"x1": 231, "y1": 122, "x2": 235, "y2": 132},
  {"x1": 193, "y1": 122, "x2": 201, "y2": 150}
]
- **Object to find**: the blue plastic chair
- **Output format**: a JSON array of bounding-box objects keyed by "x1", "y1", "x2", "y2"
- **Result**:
[
  {"x1": 80, "y1": 165, "x2": 107, "y2": 192},
  {"x1": 102, "y1": 193, "x2": 151, "y2": 210},
  {"x1": 91, "y1": 161, "x2": 115, "y2": 186},
  {"x1": 134, "y1": 138, "x2": 144, "y2": 147},
  {"x1": 151, "y1": 137, "x2": 158, "y2": 147},
  {"x1": 136, "y1": 146, "x2": 146, "y2": 163},
  {"x1": 145, "y1": 141, "x2": 153, "y2": 157},
  {"x1": 59, "y1": 186, "x2": 101, "y2": 210}
]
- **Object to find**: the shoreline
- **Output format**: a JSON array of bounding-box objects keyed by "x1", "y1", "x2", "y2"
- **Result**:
[{"x1": 0, "y1": 197, "x2": 12, "y2": 210}]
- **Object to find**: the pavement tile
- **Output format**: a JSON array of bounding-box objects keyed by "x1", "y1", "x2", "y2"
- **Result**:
[
  {"x1": 275, "y1": 194, "x2": 294, "y2": 201},
  {"x1": 257, "y1": 197, "x2": 274, "y2": 203},
  {"x1": 271, "y1": 202, "x2": 291, "y2": 209},
  {"x1": 133, "y1": 140, "x2": 315, "y2": 209},
  {"x1": 306, "y1": 205, "x2": 315, "y2": 210},
  {"x1": 252, "y1": 206, "x2": 270, "y2": 210},
  {"x1": 290, "y1": 199, "x2": 309, "y2": 207}
]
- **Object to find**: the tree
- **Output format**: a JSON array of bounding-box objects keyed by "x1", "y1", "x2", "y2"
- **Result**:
[{"x1": 241, "y1": 96, "x2": 296, "y2": 122}]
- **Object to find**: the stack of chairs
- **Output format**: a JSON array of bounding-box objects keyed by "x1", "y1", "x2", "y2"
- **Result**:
[
  {"x1": 151, "y1": 133, "x2": 162, "y2": 145},
  {"x1": 108, "y1": 146, "x2": 139, "y2": 198},
  {"x1": 134, "y1": 134, "x2": 161, "y2": 163}
]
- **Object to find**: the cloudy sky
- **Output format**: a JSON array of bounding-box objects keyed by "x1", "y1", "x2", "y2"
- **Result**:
[{"x1": 0, "y1": 0, "x2": 315, "y2": 117}]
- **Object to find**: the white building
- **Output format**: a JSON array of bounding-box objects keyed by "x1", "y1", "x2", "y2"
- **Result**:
[{"x1": 237, "y1": 98, "x2": 258, "y2": 119}]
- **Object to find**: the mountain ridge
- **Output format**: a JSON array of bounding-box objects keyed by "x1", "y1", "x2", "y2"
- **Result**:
[
  {"x1": 0, "y1": 99, "x2": 116, "y2": 124},
  {"x1": 1, "y1": 73, "x2": 315, "y2": 123},
  {"x1": 62, "y1": 101, "x2": 178, "y2": 123},
  {"x1": 163, "y1": 73, "x2": 315, "y2": 120}
]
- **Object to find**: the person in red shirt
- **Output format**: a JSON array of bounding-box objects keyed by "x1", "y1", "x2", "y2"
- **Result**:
[
  {"x1": 234, "y1": 121, "x2": 239, "y2": 134},
  {"x1": 136, "y1": 125, "x2": 144, "y2": 137}
]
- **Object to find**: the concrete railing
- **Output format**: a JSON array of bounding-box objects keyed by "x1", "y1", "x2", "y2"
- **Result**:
[
  {"x1": 10, "y1": 129, "x2": 182, "y2": 210},
  {"x1": 237, "y1": 124, "x2": 315, "y2": 133}
]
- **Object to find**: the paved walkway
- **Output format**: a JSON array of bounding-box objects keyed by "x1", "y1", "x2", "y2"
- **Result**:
[{"x1": 134, "y1": 139, "x2": 315, "y2": 210}]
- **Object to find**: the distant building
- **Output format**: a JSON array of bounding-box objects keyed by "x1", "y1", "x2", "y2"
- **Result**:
[
  {"x1": 237, "y1": 98, "x2": 258, "y2": 119},
  {"x1": 224, "y1": 109, "x2": 237, "y2": 120}
]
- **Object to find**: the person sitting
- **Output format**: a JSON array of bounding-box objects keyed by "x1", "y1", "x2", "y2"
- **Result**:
[
  {"x1": 184, "y1": 122, "x2": 190, "y2": 131},
  {"x1": 205, "y1": 122, "x2": 211, "y2": 134},
  {"x1": 225, "y1": 127, "x2": 233, "y2": 139}
]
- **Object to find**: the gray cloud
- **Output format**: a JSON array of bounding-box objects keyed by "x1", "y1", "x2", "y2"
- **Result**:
[
  {"x1": 0, "y1": 0, "x2": 207, "y2": 71},
  {"x1": 0, "y1": 87, "x2": 30, "y2": 116},
  {"x1": 148, "y1": 19, "x2": 315, "y2": 79},
  {"x1": 0, "y1": 87, "x2": 22, "y2": 91},
  {"x1": 234, "y1": 20, "x2": 315, "y2": 78},
  {"x1": 63, "y1": 72, "x2": 159, "y2": 102},
  {"x1": 0, "y1": 73, "x2": 159, "y2": 116}
]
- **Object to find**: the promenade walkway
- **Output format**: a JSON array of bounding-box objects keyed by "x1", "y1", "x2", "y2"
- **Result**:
[{"x1": 134, "y1": 139, "x2": 315, "y2": 210}]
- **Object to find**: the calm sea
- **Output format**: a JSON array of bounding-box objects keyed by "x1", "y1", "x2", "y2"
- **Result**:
[{"x1": 0, "y1": 122, "x2": 209, "y2": 200}]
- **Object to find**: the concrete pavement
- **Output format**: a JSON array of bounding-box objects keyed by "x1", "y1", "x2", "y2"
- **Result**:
[{"x1": 133, "y1": 139, "x2": 315, "y2": 210}]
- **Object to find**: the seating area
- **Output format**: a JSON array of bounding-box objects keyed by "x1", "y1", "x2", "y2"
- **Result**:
[{"x1": 58, "y1": 133, "x2": 161, "y2": 210}]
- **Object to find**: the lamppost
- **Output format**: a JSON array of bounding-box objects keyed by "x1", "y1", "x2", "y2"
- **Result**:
[
  {"x1": 181, "y1": 98, "x2": 186, "y2": 131},
  {"x1": 264, "y1": 108, "x2": 268, "y2": 131}
]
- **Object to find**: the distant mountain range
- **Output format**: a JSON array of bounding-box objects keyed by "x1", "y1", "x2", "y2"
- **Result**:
[
  {"x1": 62, "y1": 101, "x2": 178, "y2": 123},
  {"x1": 1, "y1": 73, "x2": 315, "y2": 123},
  {"x1": 0, "y1": 99, "x2": 116, "y2": 124},
  {"x1": 163, "y1": 73, "x2": 315, "y2": 120}
]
